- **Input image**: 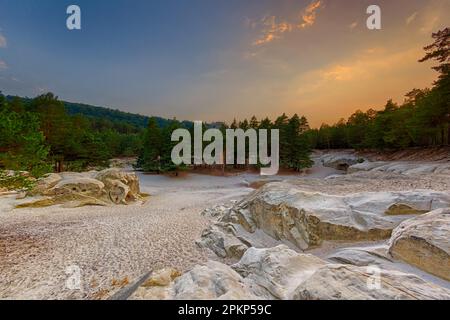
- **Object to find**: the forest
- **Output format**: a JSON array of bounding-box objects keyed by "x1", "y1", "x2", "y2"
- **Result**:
[
  {"x1": 307, "y1": 28, "x2": 449, "y2": 150},
  {"x1": 0, "y1": 28, "x2": 448, "y2": 177}
]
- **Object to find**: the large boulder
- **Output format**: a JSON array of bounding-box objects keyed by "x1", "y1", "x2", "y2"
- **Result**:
[
  {"x1": 388, "y1": 209, "x2": 450, "y2": 281},
  {"x1": 320, "y1": 153, "x2": 364, "y2": 171},
  {"x1": 95, "y1": 168, "x2": 141, "y2": 203},
  {"x1": 292, "y1": 264, "x2": 450, "y2": 300},
  {"x1": 232, "y1": 246, "x2": 326, "y2": 299},
  {"x1": 18, "y1": 169, "x2": 143, "y2": 208},
  {"x1": 224, "y1": 182, "x2": 450, "y2": 250},
  {"x1": 130, "y1": 261, "x2": 259, "y2": 300},
  {"x1": 30, "y1": 173, "x2": 62, "y2": 196},
  {"x1": 196, "y1": 223, "x2": 249, "y2": 259},
  {"x1": 131, "y1": 245, "x2": 450, "y2": 300},
  {"x1": 50, "y1": 177, "x2": 105, "y2": 197},
  {"x1": 349, "y1": 161, "x2": 450, "y2": 176}
]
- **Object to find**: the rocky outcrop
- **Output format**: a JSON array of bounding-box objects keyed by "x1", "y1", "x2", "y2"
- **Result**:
[
  {"x1": 212, "y1": 183, "x2": 450, "y2": 251},
  {"x1": 18, "y1": 169, "x2": 144, "y2": 208},
  {"x1": 320, "y1": 153, "x2": 365, "y2": 171},
  {"x1": 30, "y1": 173, "x2": 62, "y2": 196},
  {"x1": 131, "y1": 261, "x2": 259, "y2": 300},
  {"x1": 349, "y1": 161, "x2": 450, "y2": 176},
  {"x1": 131, "y1": 245, "x2": 450, "y2": 300},
  {"x1": 292, "y1": 264, "x2": 450, "y2": 300},
  {"x1": 196, "y1": 223, "x2": 249, "y2": 259},
  {"x1": 95, "y1": 169, "x2": 141, "y2": 203},
  {"x1": 232, "y1": 246, "x2": 326, "y2": 299},
  {"x1": 388, "y1": 209, "x2": 450, "y2": 281}
]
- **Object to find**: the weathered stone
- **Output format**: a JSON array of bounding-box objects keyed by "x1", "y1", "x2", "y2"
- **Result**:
[
  {"x1": 132, "y1": 245, "x2": 450, "y2": 300},
  {"x1": 130, "y1": 261, "x2": 259, "y2": 300},
  {"x1": 142, "y1": 268, "x2": 182, "y2": 287},
  {"x1": 197, "y1": 224, "x2": 249, "y2": 259},
  {"x1": 349, "y1": 160, "x2": 450, "y2": 176},
  {"x1": 230, "y1": 182, "x2": 450, "y2": 250},
  {"x1": 50, "y1": 178, "x2": 105, "y2": 197},
  {"x1": 389, "y1": 209, "x2": 450, "y2": 281},
  {"x1": 232, "y1": 246, "x2": 326, "y2": 299},
  {"x1": 30, "y1": 173, "x2": 62, "y2": 196},
  {"x1": 321, "y1": 153, "x2": 364, "y2": 171},
  {"x1": 95, "y1": 168, "x2": 140, "y2": 201},
  {"x1": 292, "y1": 264, "x2": 450, "y2": 300},
  {"x1": 385, "y1": 203, "x2": 429, "y2": 216},
  {"x1": 327, "y1": 246, "x2": 393, "y2": 267}
]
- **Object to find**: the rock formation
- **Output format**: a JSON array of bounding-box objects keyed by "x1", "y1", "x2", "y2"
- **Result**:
[
  {"x1": 198, "y1": 182, "x2": 450, "y2": 256},
  {"x1": 18, "y1": 169, "x2": 144, "y2": 208},
  {"x1": 389, "y1": 208, "x2": 450, "y2": 281},
  {"x1": 131, "y1": 245, "x2": 450, "y2": 300}
]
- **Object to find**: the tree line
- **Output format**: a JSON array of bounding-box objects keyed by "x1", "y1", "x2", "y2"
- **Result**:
[
  {"x1": 1, "y1": 29, "x2": 447, "y2": 177},
  {"x1": 0, "y1": 93, "x2": 143, "y2": 176},
  {"x1": 137, "y1": 114, "x2": 313, "y2": 173},
  {"x1": 307, "y1": 28, "x2": 449, "y2": 150}
]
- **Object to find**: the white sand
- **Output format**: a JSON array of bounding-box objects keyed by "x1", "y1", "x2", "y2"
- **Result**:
[
  {"x1": 1, "y1": 158, "x2": 449, "y2": 300},
  {"x1": 0, "y1": 169, "x2": 315, "y2": 300}
]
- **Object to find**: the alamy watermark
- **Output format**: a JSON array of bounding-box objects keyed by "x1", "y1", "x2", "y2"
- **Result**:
[
  {"x1": 171, "y1": 121, "x2": 280, "y2": 176},
  {"x1": 65, "y1": 4, "x2": 382, "y2": 31}
]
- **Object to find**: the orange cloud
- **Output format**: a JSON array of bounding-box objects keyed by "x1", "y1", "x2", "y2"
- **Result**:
[
  {"x1": 299, "y1": 1, "x2": 323, "y2": 28},
  {"x1": 253, "y1": 16, "x2": 293, "y2": 45},
  {"x1": 252, "y1": 1, "x2": 323, "y2": 46}
]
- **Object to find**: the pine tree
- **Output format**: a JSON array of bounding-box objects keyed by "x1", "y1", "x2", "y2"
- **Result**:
[{"x1": 138, "y1": 117, "x2": 162, "y2": 172}]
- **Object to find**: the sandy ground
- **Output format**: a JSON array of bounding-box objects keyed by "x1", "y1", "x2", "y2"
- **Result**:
[
  {"x1": 1, "y1": 156, "x2": 449, "y2": 299},
  {"x1": 0, "y1": 166, "x2": 328, "y2": 300}
]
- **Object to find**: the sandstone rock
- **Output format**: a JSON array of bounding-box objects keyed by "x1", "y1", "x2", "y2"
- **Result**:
[
  {"x1": 50, "y1": 178, "x2": 105, "y2": 197},
  {"x1": 142, "y1": 268, "x2": 182, "y2": 287},
  {"x1": 385, "y1": 203, "x2": 429, "y2": 216},
  {"x1": 320, "y1": 153, "x2": 364, "y2": 171},
  {"x1": 292, "y1": 264, "x2": 450, "y2": 300},
  {"x1": 232, "y1": 246, "x2": 326, "y2": 299},
  {"x1": 327, "y1": 246, "x2": 393, "y2": 267},
  {"x1": 30, "y1": 173, "x2": 62, "y2": 195},
  {"x1": 201, "y1": 204, "x2": 231, "y2": 219},
  {"x1": 131, "y1": 261, "x2": 259, "y2": 300},
  {"x1": 132, "y1": 245, "x2": 450, "y2": 300},
  {"x1": 18, "y1": 169, "x2": 143, "y2": 208},
  {"x1": 95, "y1": 168, "x2": 141, "y2": 200},
  {"x1": 389, "y1": 209, "x2": 450, "y2": 281},
  {"x1": 349, "y1": 160, "x2": 450, "y2": 176},
  {"x1": 228, "y1": 182, "x2": 450, "y2": 250},
  {"x1": 196, "y1": 224, "x2": 249, "y2": 259}
]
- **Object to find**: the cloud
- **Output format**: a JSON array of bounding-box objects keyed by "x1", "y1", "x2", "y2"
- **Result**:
[
  {"x1": 0, "y1": 59, "x2": 7, "y2": 69},
  {"x1": 406, "y1": 12, "x2": 418, "y2": 25},
  {"x1": 0, "y1": 33, "x2": 6, "y2": 48},
  {"x1": 291, "y1": 46, "x2": 424, "y2": 99},
  {"x1": 252, "y1": 16, "x2": 293, "y2": 45},
  {"x1": 252, "y1": 1, "x2": 323, "y2": 46},
  {"x1": 299, "y1": 1, "x2": 323, "y2": 29}
]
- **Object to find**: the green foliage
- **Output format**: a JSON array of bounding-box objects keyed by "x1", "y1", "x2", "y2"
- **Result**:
[
  {"x1": 0, "y1": 171, "x2": 36, "y2": 191},
  {"x1": 138, "y1": 117, "x2": 163, "y2": 172},
  {"x1": 0, "y1": 108, "x2": 51, "y2": 177}
]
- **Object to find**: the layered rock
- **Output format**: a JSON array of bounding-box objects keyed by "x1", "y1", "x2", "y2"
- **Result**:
[
  {"x1": 292, "y1": 264, "x2": 450, "y2": 300},
  {"x1": 320, "y1": 153, "x2": 365, "y2": 171},
  {"x1": 131, "y1": 245, "x2": 450, "y2": 300},
  {"x1": 212, "y1": 183, "x2": 450, "y2": 252},
  {"x1": 131, "y1": 261, "x2": 259, "y2": 300},
  {"x1": 388, "y1": 209, "x2": 450, "y2": 281},
  {"x1": 349, "y1": 161, "x2": 450, "y2": 176},
  {"x1": 18, "y1": 169, "x2": 144, "y2": 208}
]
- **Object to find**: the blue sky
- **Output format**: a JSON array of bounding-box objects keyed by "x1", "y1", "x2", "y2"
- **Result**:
[{"x1": 0, "y1": 0, "x2": 449, "y2": 126}]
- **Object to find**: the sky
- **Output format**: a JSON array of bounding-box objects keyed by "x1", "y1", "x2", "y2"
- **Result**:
[{"x1": 0, "y1": 0, "x2": 449, "y2": 127}]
